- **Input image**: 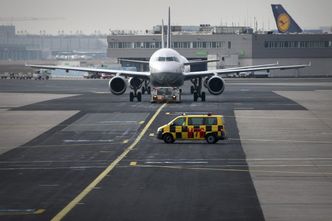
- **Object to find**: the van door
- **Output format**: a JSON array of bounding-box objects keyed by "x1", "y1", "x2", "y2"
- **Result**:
[
  {"x1": 205, "y1": 117, "x2": 218, "y2": 133},
  {"x1": 187, "y1": 117, "x2": 205, "y2": 139},
  {"x1": 170, "y1": 116, "x2": 186, "y2": 139}
]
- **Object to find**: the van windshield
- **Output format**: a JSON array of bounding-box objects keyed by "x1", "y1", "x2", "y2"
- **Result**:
[{"x1": 172, "y1": 117, "x2": 185, "y2": 126}]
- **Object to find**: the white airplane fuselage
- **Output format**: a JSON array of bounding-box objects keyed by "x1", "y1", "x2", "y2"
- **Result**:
[{"x1": 149, "y1": 48, "x2": 190, "y2": 87}]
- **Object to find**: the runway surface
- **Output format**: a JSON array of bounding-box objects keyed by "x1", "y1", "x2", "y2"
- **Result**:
[{"x1": 0, "y1": 78, "x2": 332, "y2": 221}]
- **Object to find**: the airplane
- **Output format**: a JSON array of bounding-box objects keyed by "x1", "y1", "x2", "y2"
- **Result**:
[
  {"x1": 271, "y1": 4, "x2": 303, "y2": 33},
  {"x1": 28, "y1": 7, "x2": 309, "y2": 102}
]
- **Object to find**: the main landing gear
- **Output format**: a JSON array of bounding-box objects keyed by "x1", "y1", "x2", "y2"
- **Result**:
[
  {"x1": 190, "y1": 77, "x2": 206, "y2": 102},
  {"x1": 141, "y1": 80, "x2": 151, "y2": 95},
  {"x1": 129, "y1": 80, "x2": 150, "y2": 102}
]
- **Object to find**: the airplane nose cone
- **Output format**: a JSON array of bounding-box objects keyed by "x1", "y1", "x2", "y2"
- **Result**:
[{"x1": 151, "y1": 63, "x2": 182, "y2": 73}]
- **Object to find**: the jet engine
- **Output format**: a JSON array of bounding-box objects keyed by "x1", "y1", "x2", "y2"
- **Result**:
[
  {"x1": 109, "y1": 76, "x2": 127, "y2": 95},
  {"x1": 205, "y1": 76, "x2": 225, "y2": 95},
  {"x1": 128, "y1": 77, "x2": 143, "y2": 90}
]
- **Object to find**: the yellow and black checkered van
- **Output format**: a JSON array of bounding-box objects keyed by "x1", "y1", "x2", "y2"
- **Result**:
[{"x1": 157, "y1": 114, "x2": 226, "y2": 144}]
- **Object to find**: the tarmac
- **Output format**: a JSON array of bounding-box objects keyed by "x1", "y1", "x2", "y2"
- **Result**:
[{"x1": 0, "y1": 78, "x2": 331, "y2": 221}]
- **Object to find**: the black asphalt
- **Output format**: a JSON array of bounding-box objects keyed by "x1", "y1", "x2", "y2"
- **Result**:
[{"x1": 0, "y1": 78, "x2": 331, "y2": 221}]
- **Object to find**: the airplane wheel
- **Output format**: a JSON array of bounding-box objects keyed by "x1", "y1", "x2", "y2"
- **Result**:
[
  {"x1": 142, "y1": 87, "x2": 145, "y2": 94},
  {"x1": 193, "y1": 92, "x2": 198, "y2": 102},
  {"x1": 137, "y1": 92, "x2": 142, "y2": 102},
  {"x1": 129, "y1": 92, "x2": 134, "y2": 102},
  {"x1": 190, "y1": 86, "x2": 194, "y2": 94},
  {"x1": 201, "y1": 92, "x2": 206, "y2": 102}
]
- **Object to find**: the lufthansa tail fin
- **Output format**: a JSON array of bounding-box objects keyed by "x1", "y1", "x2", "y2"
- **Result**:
[{"x1": 271, "y1": 4, "x2": 302, "y2": 33}]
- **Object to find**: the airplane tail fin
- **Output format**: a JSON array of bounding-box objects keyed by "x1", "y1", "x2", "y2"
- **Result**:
[
  {"x1": 161, "y1": 20, "x2": 165, "y2": 48},
  {"x1": 271, "y1": 4, "x2": 302, "y2": 33},
  {"x1": 166, "y1": 7, "x2": 171, "y2": 48}
]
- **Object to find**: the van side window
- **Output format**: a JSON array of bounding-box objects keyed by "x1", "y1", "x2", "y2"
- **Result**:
[
  {"x1": 206, "y1": 117, "x2": 217, "y2": 125},
  {"x1": 188, "y1": 117, "x2": 204, "y2": 125},
  {"x1": 172, "y1": 117, "x2": 185, "y2": 126}
]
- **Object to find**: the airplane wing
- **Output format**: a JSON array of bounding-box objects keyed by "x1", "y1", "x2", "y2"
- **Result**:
[
  {"x1": 27, "y1": 64, "x2": 150, "y2": 79},
  {"x1": 118, "y1": 59, "x2": 149, "y2": 64},
  {"x1": 184, "y1": 63, "x2": 310, "y2": 80},
  {"x1": 184, "y1": 59, "x2": 219, "y2": 65}
]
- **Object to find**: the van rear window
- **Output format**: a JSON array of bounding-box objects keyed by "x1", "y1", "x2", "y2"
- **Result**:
[{"x1": 206, "y1": 117, "x2": 217, "y2": 125}]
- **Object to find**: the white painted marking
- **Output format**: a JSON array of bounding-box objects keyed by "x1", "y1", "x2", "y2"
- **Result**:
[
  {"x1": 228, "y1": 137, "x2": 332, "y2": 144},
  {"x1": 234, "y1": 107, "x2": 254, "y2": 110},
  {"x1": 0, "y1": 166, "x2": 106, "y2": 170},
  {"x1": 122, "y1": 157, "x2": 332, "y2": 161},
  {"x1": 64, "y1": 139, "x2": 113, "y2": 143},
  {"x1": 145, "y1": 161, "x2": 208, "y2": 164},
  {"x1": 93, "y1": 92, "x2": 109, "y2": 94},
  {"x1": 100, "y1": 121, "x2": 137, "y2": 124},
  {"x1": 149, "y1": 133, "x2": 154, "y2": 136},
  {"x1": 39, "y1": 184, "x2": 59, "y2": 187}
]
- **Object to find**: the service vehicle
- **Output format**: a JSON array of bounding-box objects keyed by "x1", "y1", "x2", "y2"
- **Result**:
[
  {"x1": 101, "y1": 73, "x2": 114, "y2": 79},
  {"x1": 157, "y1": 114, "x2": 226, "y2": 144},
  {"x1": 33, "y1": 70, "x2": 51, "y2": 80},
  {"x1": 0, "y1": 72, "x2": 9, "y2": 79},
  {"x1": 239, "y1": 72, "x2": 252, "y2": 78},
  {"x1": 83, "y1": 72, "x2": 101, "y2": 79},
  {"x1": 151, "y1": 87, "x2": 181, "y2": 103}
]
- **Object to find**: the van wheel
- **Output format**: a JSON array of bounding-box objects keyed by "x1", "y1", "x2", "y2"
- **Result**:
[
  {"x1": 163, "y1": 133, "x2": 174, "y2": 144},
  {"x1": 206, "y1": 134, "x2": 217, "y2": 144}
]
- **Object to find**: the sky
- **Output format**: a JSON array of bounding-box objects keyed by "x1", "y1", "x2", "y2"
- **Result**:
[{"x1": 0, "y1": 0, "x2": 331, "y2": 35}]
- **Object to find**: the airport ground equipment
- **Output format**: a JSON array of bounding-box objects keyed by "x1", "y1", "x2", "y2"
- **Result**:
[
  {"x1": 33, "y1": 70, "x2": 51, "y2": 80},
  {"x1": 0, "y1": 72, "x2": 34, "y2": 79},
  {"x1": 157, "y1": 114, "x2": 226, "y2": 144},
  {"x1": 151, "y1": 87, "x2": 181, "y2": 103}
]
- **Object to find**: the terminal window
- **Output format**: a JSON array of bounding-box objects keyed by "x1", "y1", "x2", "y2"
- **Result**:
[{"x1": 264, "y1": 40, "x2": 332, "y2": 48}]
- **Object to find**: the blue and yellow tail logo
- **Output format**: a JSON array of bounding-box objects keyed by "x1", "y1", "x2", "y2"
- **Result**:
[{"x1": 272, "y1": 4, "x2": 302, "y2": 33}]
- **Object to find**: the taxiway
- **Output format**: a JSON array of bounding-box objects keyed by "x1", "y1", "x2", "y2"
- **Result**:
[{"x1": 0, "y1": 78, "x2": 332, "y2": 221}]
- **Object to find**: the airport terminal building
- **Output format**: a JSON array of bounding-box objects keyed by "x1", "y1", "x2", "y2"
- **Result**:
[{"x1": 107, "y1": 25, "x2": 332, "y2": 77}]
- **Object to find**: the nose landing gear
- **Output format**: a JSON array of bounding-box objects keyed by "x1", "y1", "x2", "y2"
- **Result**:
[
  {"x1": 191, "y1": 77, "x2": 206, "y2": 102},
  {"x1": 129, "y1": 90, "x2": 142, "y2": 102}
]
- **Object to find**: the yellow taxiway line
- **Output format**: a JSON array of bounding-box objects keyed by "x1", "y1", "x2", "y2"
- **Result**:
[{"x1": 51, "y1": 103, "x2": 166, "y2": 221}]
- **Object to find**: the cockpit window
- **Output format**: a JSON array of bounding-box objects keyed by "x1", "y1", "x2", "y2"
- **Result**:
[{"x1": 157, "y1": 56, "x2": 179, "y2": 62}]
